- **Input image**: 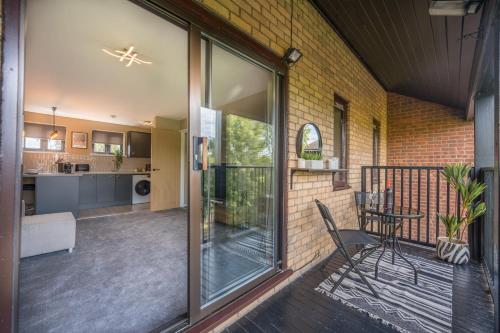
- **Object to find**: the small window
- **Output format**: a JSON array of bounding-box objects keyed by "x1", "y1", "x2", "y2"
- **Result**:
[
  {"x1": 24, "y1": 137, "x2": 42, "y2": 150},
  {"x1": 48, "y1": 139, "x2": 64, "y2": 151},
  {"x1": 23, "y1": 122, "x2": 66, "y2": 152},
  {"x1": 93, "y1": 143, "x2": 106, "y2": 154},
  {"x1": 333, "y1": 95, "x2": 348, "y2": 189},
  {"x1": 92, "y1": 130, "x2": 123, "y2": 155},
  {"x1": 372, "y1": 119, "x2": 381, "y2": 183}
]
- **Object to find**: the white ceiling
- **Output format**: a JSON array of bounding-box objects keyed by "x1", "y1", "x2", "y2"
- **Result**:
[{"x1": 25, "y1": 0, "x2": 188, "y2": 127}]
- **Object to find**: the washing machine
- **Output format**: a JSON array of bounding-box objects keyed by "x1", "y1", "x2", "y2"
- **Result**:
[{"x1": 132, "y1": 174, "x2": 151, "y2": 204}]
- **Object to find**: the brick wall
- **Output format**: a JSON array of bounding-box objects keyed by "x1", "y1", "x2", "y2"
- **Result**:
[
  {"x1": 387, "y1": 92, "x2": 474, "y2": 166},
  {"x1": 198, "y1": 0, "x2": 387, "y2": 272},
  {"x1": 196, "y1": 1, "x2": 387, "y2": 330},
  {"x1": 386, "y1": 92, "x2": 474, "y2": 244}
]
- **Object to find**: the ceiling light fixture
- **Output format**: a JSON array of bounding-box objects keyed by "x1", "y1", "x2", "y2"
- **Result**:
[
  {"x1": 283, "y1": 0, "x2": 302, "y2": 66},
  {"x1": 49, "y1": 106, "x2": 58, "y2": 140},
  {"x1": 102, "y1": 46, "x2": 152, "y2": 67},
  {"x1": 429, "y1": 1, "x2": 482, "y2": 16}
]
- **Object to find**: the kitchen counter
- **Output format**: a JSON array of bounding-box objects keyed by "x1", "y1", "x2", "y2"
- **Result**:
[{"x1": 23, "y1": 171, "x2": 150, "y2": 177}]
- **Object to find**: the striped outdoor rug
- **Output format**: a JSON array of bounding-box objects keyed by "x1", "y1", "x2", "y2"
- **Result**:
[{"x1": 316, "y1": 249, "x2": 453, "y2": 333}]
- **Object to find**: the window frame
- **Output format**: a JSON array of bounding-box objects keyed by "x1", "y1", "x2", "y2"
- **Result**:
[
  {"x1": 91, "y1": 130, "x2": 125, "y2": 155},
  {"x1": 23, "y1": 122, "x2": 66, "y2": 153},
  {"x1": 333, "y1": 95, "x2": 349, "y2": 190}
]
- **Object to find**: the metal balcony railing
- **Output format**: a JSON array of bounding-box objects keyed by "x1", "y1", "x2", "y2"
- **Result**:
[{"x1": 361, "y1": 166, "x2": 462, "y2": 246}]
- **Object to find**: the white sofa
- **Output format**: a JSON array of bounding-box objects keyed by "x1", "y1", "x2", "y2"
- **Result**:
[{"x1": 21, "y1": 212, "x2": 76, "y2": 258}]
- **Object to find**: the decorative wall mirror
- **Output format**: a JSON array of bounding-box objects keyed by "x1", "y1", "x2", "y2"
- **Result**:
[{"x1": 296, "y1": 123, "x2": 322, "y2": 158}]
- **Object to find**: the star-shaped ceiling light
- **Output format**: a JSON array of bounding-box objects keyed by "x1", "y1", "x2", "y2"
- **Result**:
[{"x1": 102, "y1": 46, "x2": 152, "y2": 67}]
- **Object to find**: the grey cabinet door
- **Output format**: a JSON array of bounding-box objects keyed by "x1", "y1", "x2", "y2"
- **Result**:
[
  {"x1": 97, "y1": 174, "x2": 115, "y2": 202},
  {"x1": 115, "y1": 174, "x2": 132, "y2": 202},
  {"x1": 36, "y1": 176, "x2": 79, "y2": 217},
  {"x1": 79, "y1": 174, "x2": 97, "y2": 204}
]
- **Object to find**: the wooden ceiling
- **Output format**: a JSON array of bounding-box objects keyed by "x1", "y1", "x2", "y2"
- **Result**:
[{"x1": 310, "y1": 0, "x2": 484, "y2": 111}]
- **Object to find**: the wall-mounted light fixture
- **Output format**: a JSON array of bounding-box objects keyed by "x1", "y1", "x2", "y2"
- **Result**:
[
  {"x1": 283, "y1": 0, "x2": 302, "y2": 66},
  {"x1": 102, "y1": 46, "x2": 152, "y2": 67},
  {"x1": 429, "y1": 1, "x2": 482, "y2": 16}
]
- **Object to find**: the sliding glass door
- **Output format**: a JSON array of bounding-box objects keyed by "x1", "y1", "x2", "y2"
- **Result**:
[{"x1": 189, "y1": 33, "x2": 281, "y2": 320}]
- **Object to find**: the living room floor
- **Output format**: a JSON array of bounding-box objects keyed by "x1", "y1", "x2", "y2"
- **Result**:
[
  {"x1": 19, "y1": 208, "x2": 188, "y2": 333},
  {"x1": 19, "y1": 208, "x2": 274, "y2": 333}
]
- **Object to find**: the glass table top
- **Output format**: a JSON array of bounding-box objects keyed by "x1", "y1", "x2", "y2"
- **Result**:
[{"x1": 359, "y1": 204, "x2": 424, "y2": 219}]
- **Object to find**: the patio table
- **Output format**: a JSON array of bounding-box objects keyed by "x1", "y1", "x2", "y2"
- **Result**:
[{"x1": 360, "y1": 204, "x2": 424, "y2": 285}]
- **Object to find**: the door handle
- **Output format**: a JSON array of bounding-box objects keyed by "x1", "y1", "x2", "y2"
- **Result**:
[
  {"x1": 152, "y1": 168, "x2": 160, "y2": 171},
  {"x1": 193, "y1": 136, "x2": 208, "y2": 171}
]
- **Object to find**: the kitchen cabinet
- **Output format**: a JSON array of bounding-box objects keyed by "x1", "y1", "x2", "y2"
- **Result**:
[
  {"x1": 114, "y1": 174, "x2": 132, "y2": 202},
  {"x1": 97, "y1": 174, "x2": 115, "y2": 202},
  {"x1": 33, "y1": 173, "x2": 136, "y2": 212},
  {"x1": 127, "y1": 131, "x2": 151, "y2": 158},
  {"x1": 36, "y1": 176, "x2": 79, "y2": 217},
  {"x1": 79, "y1": 174, "x2": 97, "y2": 205},
  {"x1": 78, "y1": 173, "x2": 133, "y2": 209}
]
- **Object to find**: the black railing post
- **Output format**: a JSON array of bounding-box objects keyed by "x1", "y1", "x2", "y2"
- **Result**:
[
  {"x1": 426, "y1": 170, "x2": 430, "y2": 244},
  {"x1": 361, "y1": 166, "x2": 366, "y2": 193},
  {"x1": 436, "y1": 170, "x2": 440, "y2": 242}
]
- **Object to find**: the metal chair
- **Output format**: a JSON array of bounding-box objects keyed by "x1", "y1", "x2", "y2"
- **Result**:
[
  {"x1": 315, "y1": 199, "x2": 381, "y2": 298},
  {"x1": 355, "y1": 191, "x2": 402, "y2": 234},
  {"x1": 354, "y1": 191, "x2": 385, "y2": 230}
]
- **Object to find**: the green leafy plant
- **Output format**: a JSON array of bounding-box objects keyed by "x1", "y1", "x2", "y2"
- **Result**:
[
  {"x1": 113, "y1": 149, "x2": 124, "y2": 171},
  {"x1": 438, "y1": 164, "x2": 487, "y2": 243},
  {"x1": 302, "y1": 151, "x2": 322, "y2": 160}
]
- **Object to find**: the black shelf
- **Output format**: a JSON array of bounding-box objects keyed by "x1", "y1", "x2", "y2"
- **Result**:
[{"x1": 290, "y1": 168, "x2": 348, "y2": 190}]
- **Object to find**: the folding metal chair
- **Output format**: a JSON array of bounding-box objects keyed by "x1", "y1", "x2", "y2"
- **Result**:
[
  {"x1": 354, "y1": 191, "x2": 385, "y2": 230},
  {"x1": 315, "y1": 199, "x2": 381, "y2": 298}
]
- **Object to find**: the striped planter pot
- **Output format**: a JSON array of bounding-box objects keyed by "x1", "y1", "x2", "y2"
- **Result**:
[{"x1": 436, "y1": 237, "x2": 470, "y2": 264}]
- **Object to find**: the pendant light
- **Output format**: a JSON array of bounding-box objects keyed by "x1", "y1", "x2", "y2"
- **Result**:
[
  {"x1": 283, "y1": 0, "x2": 303, "y2": 66},
  {"x1": 49, "y1": 106, "x2": 58, "y2": 140}
]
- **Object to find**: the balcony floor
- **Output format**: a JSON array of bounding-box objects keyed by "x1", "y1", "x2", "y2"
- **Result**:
[{"x1": 225, "y1": 244, "x2": 495, "y2": 333}]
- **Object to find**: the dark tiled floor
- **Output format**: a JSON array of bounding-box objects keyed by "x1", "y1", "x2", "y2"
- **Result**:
[{"x1": 225, "y1": 244, "x2": 495, "y2": 333}]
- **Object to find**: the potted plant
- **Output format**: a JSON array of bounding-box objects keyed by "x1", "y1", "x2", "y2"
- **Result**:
[
  {"x1": 113, "y1": 149, "x2": 124, "y2": 171},
  {"x1": 437, "y1": 164, "x2": 486, "y2": 264},
  {"x1": 302, "y1": 151, "x2": 323, "y2": 169}
]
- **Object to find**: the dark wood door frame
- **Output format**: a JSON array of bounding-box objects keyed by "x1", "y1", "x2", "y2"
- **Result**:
[
  {"x1": 0, "y1": 1, "x2": 23, "y2": 332},
  {"x1": 1, "y1": 0, "x2": 289, "y2": 331},
  {"x1": 493, "y1": 16, "x2": 500, "y2": 333}
]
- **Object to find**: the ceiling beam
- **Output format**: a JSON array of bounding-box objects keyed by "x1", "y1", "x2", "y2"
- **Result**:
[{"x1": 466, "y1": 0, "x2": 499, "y2": 120}]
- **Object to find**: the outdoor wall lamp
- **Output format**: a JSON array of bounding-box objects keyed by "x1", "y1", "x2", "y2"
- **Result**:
[
  {"x1": 283, "y1": 47, "x2": 303, "y2": 66},
  {"x1": 429, "y1": 1, "x2": 482, "y2": 16},
  {"x1": 282, "y1": 0, "x2": 302, "y2": 67}
]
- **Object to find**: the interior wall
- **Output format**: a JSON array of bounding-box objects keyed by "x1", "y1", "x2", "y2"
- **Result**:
[
  {"x1": 22, "y1": 111, "x2": 151, "y2": 172},
  {"x1": 24, "y1": 111, "x2": 150, "y2": 155}
]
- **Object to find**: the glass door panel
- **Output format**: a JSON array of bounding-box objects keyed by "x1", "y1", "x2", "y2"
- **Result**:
[{"x1": 199, "y1": 42, "x2": 277, "y2": 306}]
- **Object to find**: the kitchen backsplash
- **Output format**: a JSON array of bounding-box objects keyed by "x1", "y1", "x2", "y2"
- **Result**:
[{"x1": 23, "y1": 152, "x2": 150, "y2": 173}]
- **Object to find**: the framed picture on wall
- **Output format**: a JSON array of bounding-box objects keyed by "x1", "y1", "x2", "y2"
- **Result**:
[{"x1": 72, "y1": 132, "x2": 88, "y2": 149}]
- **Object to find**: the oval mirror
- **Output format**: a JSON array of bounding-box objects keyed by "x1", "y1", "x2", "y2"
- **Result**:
[{"x1": 296, "y1": 123, "x2": 322, "y2": 158}]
